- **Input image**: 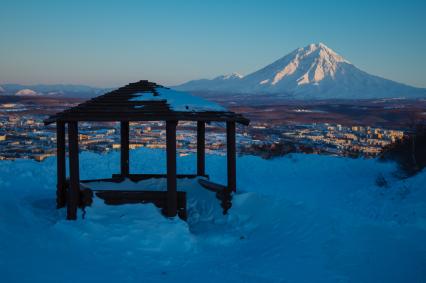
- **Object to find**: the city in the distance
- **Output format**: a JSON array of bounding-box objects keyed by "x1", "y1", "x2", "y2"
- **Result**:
[{"x1": 1, "y1": 43, "x2": 424, "y2": 161}]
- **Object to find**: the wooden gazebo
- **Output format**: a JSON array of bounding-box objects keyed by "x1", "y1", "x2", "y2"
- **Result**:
[{"x1": 44, "y1": 80, "x2": 249, "y2": 220}]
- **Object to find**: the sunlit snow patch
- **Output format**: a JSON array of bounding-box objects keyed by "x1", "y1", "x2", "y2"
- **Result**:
[{"x1": 130, "y1": 87, "x2": 226, "y2": 112}]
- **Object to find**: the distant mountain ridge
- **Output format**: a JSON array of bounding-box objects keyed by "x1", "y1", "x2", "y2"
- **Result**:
[
  {"x1": 15, "y1": 89, "x2": 39, "y2": 96},
  {"x1": 175, "y1": 43, "x2": 426, "y2": 99},
  {"x1": 0, "y1": 83, "x2": 110, "y2": 98},
  {"x1": 2, "y1": 44, "x2": 425, "y2": 100}
]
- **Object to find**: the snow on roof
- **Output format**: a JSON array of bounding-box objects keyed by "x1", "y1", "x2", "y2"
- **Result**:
[{"x1": 129, "y1": 87, "x2": 226, "y2": 112}]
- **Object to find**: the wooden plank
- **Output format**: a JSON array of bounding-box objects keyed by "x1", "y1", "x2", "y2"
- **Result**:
[
  {"x1": 74, "y1": 101, "x2": 168, "y2": 106},
  {"x1": 198, "y1": 178, "x2": 232, "y2": 215},
  {"x1": 94, "y1": 190, "x2": 187, "y2": 220},
  {"x1": 67, "y1": 105, "x2": 170, "y2": 110},
  {"x1": 55, "y1": 114, "x2": 249, "y2": 125},
  {"x1": 61, "y1": 113, "x2": 173, "y2": 119},
  {"x1": 68, "y1": 101, "x2": 167, "y2": 106},
  {"x1": 120, "y1": 121, "x2": 130, "y2": 177},
  {"x1": 80, "y1": 178, "x2": 118, "y2": 183},
  {"x1": 61, "y1": 109, "x2": 233, "y2": 114},
  {"x1": 45, "y1": 116, "x2": 249, "y2": 126},
  {"x1": 166, "y1": 120, "x2": 178, "y2": 217},
  {"x1": 72, "y1": 103, "x2": 168, "y2": 107},
  {"x1": 226, "y1": 121, "x2": 236, "y2": 192},
  {"x1": 110, "y1": 173, "x2": 207, "y2": 181},
  {"x1": 64, "y1": 108, "x2": 172, "y2": 114},
  {"x1": 63, "y1": 108, "x2": 233, "y2": 115},
  {"x1": 56, "y1": 121, "x2": 67, "y2": 208},
  {"x1": 95, "y1": 190, "x2": 170, "y2": 205},
  {"x1": 197, "y1": 121, "x2": 205, "y2": 176},
  {"x1": 198, "y1": 179, "x2": 226, "y2": 193},
  {"x1": 58, "y1": 110, "x2": 247, "y2": 118},
  {"x1": 47, "y1": 116, "x2": 249, "y2": 126},
  {"x1": 67, "y1": 121, "x2": 80, "y2": 220}
]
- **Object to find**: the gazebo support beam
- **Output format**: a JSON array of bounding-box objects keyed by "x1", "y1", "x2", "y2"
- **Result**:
[
  {"x1": 67, "y1": 121, "x2": 80, "y2": 220},
  {"x1": 56, "y1": 121, "x2": 66, "y2": 208},
  {"x1": 226, "y1": 121, "x2": 236, "y2": 192},
  {"x1": 120, "y1": 121, "x2": 130, "y2": 177},
  {"x1": 197, "y1": 121, "x2": 205, "y2": 176},
  {"x1": 166, "y1": 120, "x2": 178, "y2": 217}
]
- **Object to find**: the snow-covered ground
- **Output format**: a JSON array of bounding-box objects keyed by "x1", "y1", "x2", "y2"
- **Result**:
[{"x1": 0, "y1": 148, "x2": 425, "y2": 283}]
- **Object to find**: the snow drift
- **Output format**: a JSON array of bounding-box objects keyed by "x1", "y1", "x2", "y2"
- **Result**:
[{"x1": 0, "y1": 148, "x2": 425, "y2": 283}]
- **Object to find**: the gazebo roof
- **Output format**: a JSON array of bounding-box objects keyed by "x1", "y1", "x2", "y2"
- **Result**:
[{"x1": 44, "y1": 80, "x2": 249, "y2": 125}]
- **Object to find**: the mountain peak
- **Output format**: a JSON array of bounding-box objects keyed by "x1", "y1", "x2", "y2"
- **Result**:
[
  {"x1": 175, "y1": 43, "x2": 426, "y2": 99},
  {"x1": 215, "y1": 73, "x2": 244, "y2": 80},
  {"x1": 263, "y1": 42, "x2": 351, "y2": 86},
  {"x1": 15, "y1": 89, "x2": 39, "y2": 96},
  {"x1": 307, "y1": 42, "x2": 327, "y2": 50},
  {"x1": 295, "y1": 42, "x2": 349, "y2": 64},
  {"x1": 309, "y1": 42, "x2": 328, "y2": 49}
]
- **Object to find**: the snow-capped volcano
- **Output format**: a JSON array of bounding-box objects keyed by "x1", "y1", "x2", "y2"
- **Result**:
[
  {"x1": 15, "y1": 88, "x2": 39, "y2": 96},
  {"x1": 175, "y1": 43, "x2": 426, "y2": 99},
  {"x1": 247, "y1": 43, "x2": 349, "y2": 88}
]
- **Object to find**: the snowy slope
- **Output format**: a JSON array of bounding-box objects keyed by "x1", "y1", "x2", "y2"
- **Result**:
[
  {"x1": 0, "y1": 148, "x2": 425, "y2": 282},
  {"x1": 175, "y1": 43, "x2": 426, "y2": 99}
]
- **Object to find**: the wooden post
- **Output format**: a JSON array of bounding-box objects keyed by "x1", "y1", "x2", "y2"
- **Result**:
[
  {"x1": 226, "y1": 121, "x2": 236, "y2": 192},
  {"x1": 56, "y1": 121, "x2": 66, "y2": 208},
  {"x1": 166, "y1": 120, "x2": 178, "y2": 217},
  {"x1": 67, "y1": 121, "x2": 80, "y2": 220},
  {"x1": 197, "y1": 121, "x2": 205, "y2": 176},
  {"x1": 120, "y1": 121, "x2": 130, "y2": 177}
]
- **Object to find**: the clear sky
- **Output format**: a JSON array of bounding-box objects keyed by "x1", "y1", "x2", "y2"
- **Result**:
[{"x1": 0, "y1": 0, "x2": 425, "y2": 88}]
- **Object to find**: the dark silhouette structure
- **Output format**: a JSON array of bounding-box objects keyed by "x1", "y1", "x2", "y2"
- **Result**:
[{"x1": 44, "y1": 80, "x2": 249, "y2": 220}]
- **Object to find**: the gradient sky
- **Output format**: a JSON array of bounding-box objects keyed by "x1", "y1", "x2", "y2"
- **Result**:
[{"x1": 0, "y1": 0, "x2": 425, "y2": 88}]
